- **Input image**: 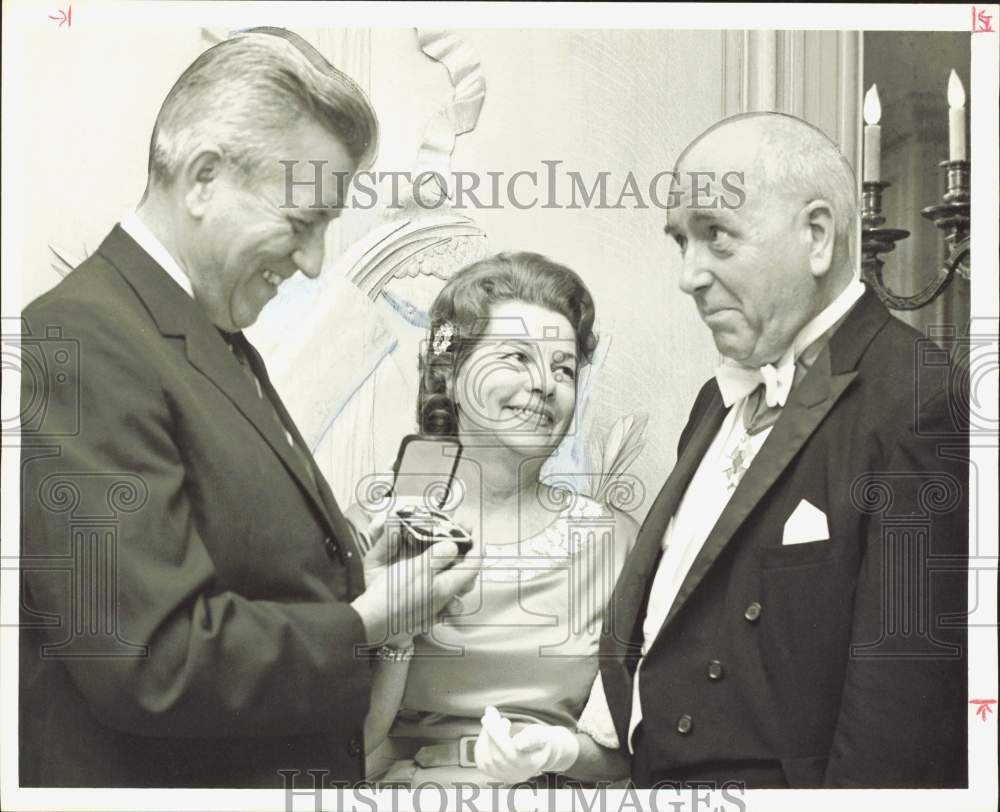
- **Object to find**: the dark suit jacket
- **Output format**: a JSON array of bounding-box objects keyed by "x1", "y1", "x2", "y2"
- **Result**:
[
  {"x1": 600, "y1": 290, "x2": 968, "y2": 788},
  {"x1": 20, "y1": 226, "x2": 372, "y2": 787}
]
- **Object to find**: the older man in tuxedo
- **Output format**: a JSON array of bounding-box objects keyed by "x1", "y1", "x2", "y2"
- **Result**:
[
  {"x1": 20, "y1": 29, "x2": 474, "y2": 788},
  {"x1": 599, "y1": 113, "x2": 968, "y2": 788}
]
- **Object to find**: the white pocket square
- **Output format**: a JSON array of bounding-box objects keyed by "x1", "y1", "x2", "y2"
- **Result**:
[{"x1": 782, "y1": 499, "x2": 829, "y2": 545}]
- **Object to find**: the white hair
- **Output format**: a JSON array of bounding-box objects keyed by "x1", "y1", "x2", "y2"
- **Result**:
[{"x1": 145, "y1": 28, "x2": 378, "y2": 189}]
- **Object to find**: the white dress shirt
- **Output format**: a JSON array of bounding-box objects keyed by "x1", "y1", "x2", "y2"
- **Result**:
[
  {"x1": 119, "y1": 210, "x2": 194, "y2": 298},
  {"x1": 622, "y1": 277, "x2": 866, "y2": 752}
]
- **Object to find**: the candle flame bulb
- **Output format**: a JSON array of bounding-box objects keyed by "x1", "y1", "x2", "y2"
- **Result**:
[
  {"x1": 863, "y1": 84, "x2": 882, "y2": 125},
  {"x1": 948, "y1": 69, "x2": 965, "y2": 108}
]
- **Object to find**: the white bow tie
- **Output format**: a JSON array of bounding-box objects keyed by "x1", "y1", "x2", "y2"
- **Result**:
[{"x1": 715, "y1": 358, "x2": 795, "y2": 409}]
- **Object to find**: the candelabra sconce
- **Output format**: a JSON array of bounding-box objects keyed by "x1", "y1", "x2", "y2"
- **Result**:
[
  {"x1": 860, "y1": 182, "x2": 910, "y2": 307},
  {"x1": 921, "y1": 159, "x2": 971, "y2": 277},
  {"x1": 861, "y1": 161, "x2": 971, "y2": 311}
]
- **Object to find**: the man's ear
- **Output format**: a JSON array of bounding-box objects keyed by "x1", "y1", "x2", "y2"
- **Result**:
[
  {"x1": 802, "y1": 199, "x2": 835, "y2": 277},
  {"x1": 181, "y1": 146, "x2": 225, "y2": 220}
]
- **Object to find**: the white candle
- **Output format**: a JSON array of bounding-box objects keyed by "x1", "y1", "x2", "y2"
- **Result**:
[
  {"x1": 948, "y1": 69, "x2": 966, "y2": 161},
  {"x1": 863, "y1": 84, "x2": 882, "y2": 183}
]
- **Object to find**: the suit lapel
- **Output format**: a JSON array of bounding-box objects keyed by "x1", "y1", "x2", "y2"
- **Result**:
[
  {"x1": 98, "y1": 226, "x2": 340, "y2": 535},
  {"x1": 248, "y1": 343, "x2": 366, "y2": 585},
  {"x1": 186, "y1": 329, "x2": 332, "y2": 516},
  {"x1": 604, "y1": 389, "x2": 728, "y2": 662}
]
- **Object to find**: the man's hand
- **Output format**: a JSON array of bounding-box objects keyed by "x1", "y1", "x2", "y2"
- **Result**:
[
  {"x1": 474, "y1": 706, "x2": 580, "y2": 784},
  {"x1": 358, "y1": 511, "x2": 391, "y2": 584},
  {"x1": 350, "y1": 513, "x2": 478, "y2": 647}
]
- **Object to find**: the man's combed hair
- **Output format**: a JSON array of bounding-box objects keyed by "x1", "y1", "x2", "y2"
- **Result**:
[
  {"x1": 419, "y1": 252, "x2": 598, "y2": 437},
  {"x1": 146, "y1": 28, "x2": 378, "y2": 188}
]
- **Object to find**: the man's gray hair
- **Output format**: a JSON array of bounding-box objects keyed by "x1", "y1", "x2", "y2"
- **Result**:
[
  {"x1": 754, "y1": 114, "x2": 859, "y2": 274},
  {"x1": 146, "y1": 28, "x2": 378, "y2": 189},
  {"x1": 682, "y1": 112, "x2": 860, "y2": 274}
]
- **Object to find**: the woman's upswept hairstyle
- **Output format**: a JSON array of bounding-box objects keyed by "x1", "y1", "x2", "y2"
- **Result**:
[{"x1": 418, "y1": 252, "x2": 598, "y2": 437}]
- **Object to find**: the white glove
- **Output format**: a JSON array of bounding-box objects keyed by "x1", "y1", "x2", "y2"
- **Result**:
[{"x1": 474, "y1": 706, "x2": 580, "y2": 784}]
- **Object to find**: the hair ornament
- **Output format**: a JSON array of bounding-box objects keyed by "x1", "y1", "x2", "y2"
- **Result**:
[{"x1": 431, "y1": 321, "x2": 455, "y2": 356}]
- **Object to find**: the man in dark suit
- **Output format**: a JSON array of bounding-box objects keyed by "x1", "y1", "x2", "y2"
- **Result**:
[
  {"x1": 599, "y1": 113, "x2": 968, "y2": 788},
  {"x1": 19, "y1": 29, "x2": 474, "y2": 788}
]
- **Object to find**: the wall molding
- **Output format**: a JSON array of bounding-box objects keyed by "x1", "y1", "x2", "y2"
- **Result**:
[{"x1": 723, "y1": 30, "x2": 862, "y2": 174}]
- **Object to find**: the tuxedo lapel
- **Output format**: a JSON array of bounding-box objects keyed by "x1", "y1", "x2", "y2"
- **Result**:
[
  {"x1": 652, "y1": 289, "x2": 890, "y2": 635},
  {"x1": 658, "y1": 346, "x2": 857, "y2": 632},
  {"x1": 98, "y1": 226, "x2": 339, "y2": 535},
  {"x1": 604, "y1": 388, "x2": 728, "y2": 662}
]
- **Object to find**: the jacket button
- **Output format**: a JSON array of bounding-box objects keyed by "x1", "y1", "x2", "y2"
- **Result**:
[
  {"x1": 676, "y1": 714, "x2": 693, "y2": 735},
  {"x1": 707, "y1": 659, "x2": 724, "y2": 680},
  {"x1": 347, "y1": 737, "x2": 362, "y2": 757},
  {"x1": 324, "y1": 536, "x2": 339, "y2": 558},
  {"x1": 744, "y1": 601, "x2": 762, "y2": 622}
]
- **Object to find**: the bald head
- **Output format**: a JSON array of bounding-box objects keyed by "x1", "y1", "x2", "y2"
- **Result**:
[
  {"x1": 677, "y1": 113, "x2": 859, "y2": 276},
  {"x1": 666, "y1": 113, "x2": 859, "y2": 366}
]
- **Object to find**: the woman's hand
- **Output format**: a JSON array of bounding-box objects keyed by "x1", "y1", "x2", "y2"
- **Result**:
[{"x1": 473, "y1": 706, "x2": 580, "y2": 784}]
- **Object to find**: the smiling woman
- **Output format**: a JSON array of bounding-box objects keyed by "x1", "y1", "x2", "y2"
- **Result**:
[
  {"x1": 419, "y1": 252, "x2": 596, "y2": 441},
  {"x1": 451, "y1": 301, "x2": 578, "y2": 445},
  {"x1": 354, "y1": 252, "x2": 638, "y2": 788}
]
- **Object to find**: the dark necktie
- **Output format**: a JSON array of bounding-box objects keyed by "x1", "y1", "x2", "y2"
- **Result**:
[{"x1": 218, "y1": 329, "x2": 318, "y2": 490}]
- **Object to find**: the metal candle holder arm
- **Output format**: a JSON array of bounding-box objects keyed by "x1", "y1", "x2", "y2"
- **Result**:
[{"x1": 861, "y1": 160, "x2": 970, "y2": 311}]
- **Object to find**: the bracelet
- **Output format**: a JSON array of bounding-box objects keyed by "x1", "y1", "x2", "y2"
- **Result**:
[{"x1": 376, "y1": 642, "x2": 415, "y2": 662}]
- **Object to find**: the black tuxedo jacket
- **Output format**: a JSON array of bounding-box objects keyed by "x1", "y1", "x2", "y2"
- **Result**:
[
  {"x1": 600, "y1": 290, "x2": 968, "y2": 788},
  {"x1": 20, "y1": 227, "x2": 372, "y2": 787}
]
